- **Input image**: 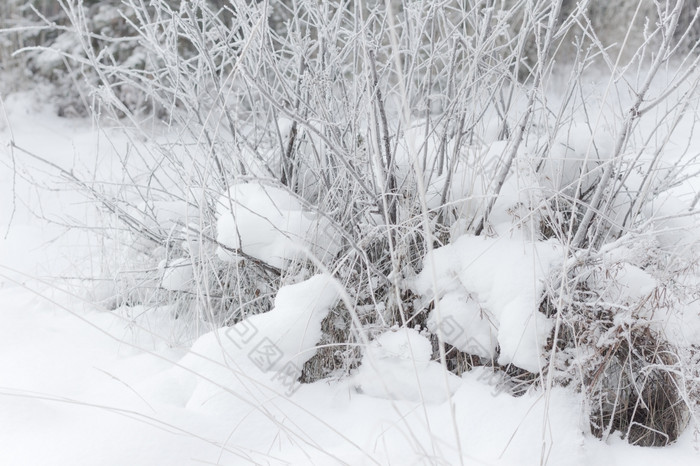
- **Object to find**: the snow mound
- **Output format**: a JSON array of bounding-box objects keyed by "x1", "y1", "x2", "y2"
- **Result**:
[
  {"x1": 216, "y1": 182, "x2": 340, "y2": 269},
  {"x1": 351, "y1": 328, "x2": 461, "y2": 404},
  {"x1": 415, "y1": 235, "x2": 562, "y2": 373},
  {"x1": 158, "y1": 257, "x2": 193, "y2": 292},
  {"x1": 143, "y1": 274, "x2": 341, "y2": 408},
  {"x1": 427, "y1": 291, "x2": 498, "y2": 360},
  {"x1": 192, "y1": 273, "x2": 341, "y2": 372}
]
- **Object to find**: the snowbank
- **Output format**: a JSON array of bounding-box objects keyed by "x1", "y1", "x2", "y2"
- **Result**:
[
  {"x1": 415, "y1": 235, "x2": 563, "y2": 373},
  {"x1": 143, "y1": 274, "x2": 341, "y2": 408}
]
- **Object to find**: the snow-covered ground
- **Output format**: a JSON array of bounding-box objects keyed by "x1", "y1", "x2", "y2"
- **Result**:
[{"x1": 2, "y1": 88, "x2": 700, "y2": 466}]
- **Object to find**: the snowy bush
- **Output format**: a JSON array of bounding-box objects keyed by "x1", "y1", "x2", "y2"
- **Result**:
[{"x1": 12, "y1": 0, "x2": 700, "y2": 450}]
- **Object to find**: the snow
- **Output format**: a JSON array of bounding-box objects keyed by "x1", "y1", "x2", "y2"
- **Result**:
[
  {"x1": 415, "y1": 234, "x2": 563, "y2": 373},
  {"x1": 159, "y1": 257, "x2": 193, "y2": 292},
  {"x1": 144, "y1": 273, "x2": 341, "y2": 409},
  {"x1": 351, "y1": 328, "x2": 461, "y2": 403},
  {"x1": 426, "y1": 290, "x2": 498, "y2": 360},
  {"x1": 3, "y1": 285, "x2": 700, "y2": 465},
  {"x1": 216, "y1": 182, "x2": 340, "y2": 269}
]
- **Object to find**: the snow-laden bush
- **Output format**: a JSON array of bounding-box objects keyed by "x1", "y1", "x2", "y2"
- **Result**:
[
  {"x1": 17, "y1": 0, "x2": 700, "y2": 449},
  {"x1": 540, "y1": 236, "x2": 700, "y2": 446}
]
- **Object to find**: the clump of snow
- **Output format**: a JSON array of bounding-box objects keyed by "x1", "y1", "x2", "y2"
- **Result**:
[
  {"x1": 144, "y1": 274, "x2": 341, "y2": 407},
  {"x1": 427, "y1": 291, "x2": 498, "y2": 360},
  {"x1": 590, "y1": 241, "x2": 659, "y2": 308},
  {"x1": 351, "y1": 328, "x2": 461, "y2": 404},
  {"x1": 415, "y1": 235, "x2": 562, "y2": 373},
  {"x1": 216, "y1": 182, "x2": 340, "y2": 269},
  {"x1": 158, "y1": 257, "x2": 193, "y2": 292},
  {"x1": 601, "y1": 262, "x2": 657, "y2": 306}
]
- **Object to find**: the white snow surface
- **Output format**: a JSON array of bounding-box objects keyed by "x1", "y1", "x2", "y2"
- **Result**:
[
  {"x1": 216, "y1": 182, "x2": 340, "y2": 269},
  {"x1": 415, "y1": 235, "x2": 563, "y2": 372},
  {"x1": 351, "y1": 328, "x2": 461, "y2": 404}
]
